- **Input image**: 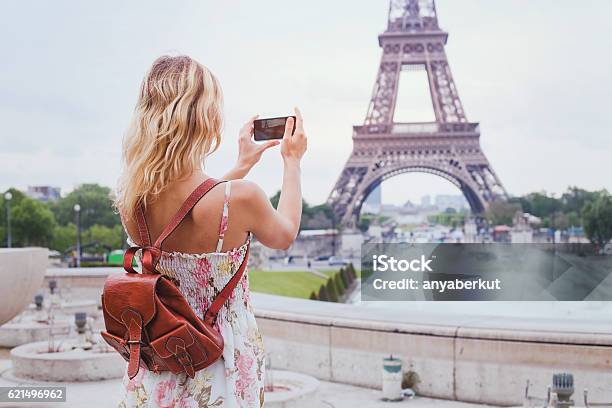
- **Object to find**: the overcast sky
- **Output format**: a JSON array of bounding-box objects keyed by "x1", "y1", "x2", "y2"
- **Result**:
[{"x1": 1, "y1": 1, "x2": 611, "y2": 205}]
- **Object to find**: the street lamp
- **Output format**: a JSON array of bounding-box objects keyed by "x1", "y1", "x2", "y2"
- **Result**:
[
  {"x1": 73, "y1": 203, "x2": 81, "y2": 267},
  {"x1": 4, "y1": 192, "x2": 12, "y2": 248}
]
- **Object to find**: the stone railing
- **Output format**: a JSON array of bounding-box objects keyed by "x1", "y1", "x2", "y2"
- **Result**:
[
  {"x1": 253, "y1": 293, "x2": 612, "y2": 406},
  {"x1": 37, "y1": 268, "x2": 612, "y2": 406}
]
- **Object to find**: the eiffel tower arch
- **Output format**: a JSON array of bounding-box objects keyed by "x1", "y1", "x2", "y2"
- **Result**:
[{"x1": 328, "y1": 0, "x2": 507, "y2": 228}]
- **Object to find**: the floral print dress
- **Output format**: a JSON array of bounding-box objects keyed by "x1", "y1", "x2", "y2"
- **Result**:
[{"x1": 119, "y1": 181, "x2": 266, "y2": 408}]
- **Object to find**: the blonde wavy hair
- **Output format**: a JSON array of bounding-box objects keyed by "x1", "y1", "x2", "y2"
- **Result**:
[{"x1": 114, "y1": 55, "x2": 223, "y2": 221}]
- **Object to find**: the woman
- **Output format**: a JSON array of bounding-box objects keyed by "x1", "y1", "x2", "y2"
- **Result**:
[{"x1": 113, "y1": 55, "x2": 307, "y2": 408}]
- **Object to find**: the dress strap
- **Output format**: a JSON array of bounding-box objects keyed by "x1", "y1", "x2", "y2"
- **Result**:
[{"x1": 216, "y1": 181, "x2": 232, "y2": 252}]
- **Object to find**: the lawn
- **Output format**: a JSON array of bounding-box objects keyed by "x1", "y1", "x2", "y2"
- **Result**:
[
  {"x1": 319, "y1": 267, "x2": 361, "y2": 278},
  {"x1": 248, "y1": 271, "x2": 327, "y2": 299}
]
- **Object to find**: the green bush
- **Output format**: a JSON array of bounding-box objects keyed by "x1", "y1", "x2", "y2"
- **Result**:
[
  {"x1": 343, "y1": 267, "x2": 354, "y2": 285},
  {"x1": 347, "y1": 263, "x2": 357, "y2": 279},
  {"x1": 339, "y1": 267, "x2": 350, "y2": 287},
  {"x1": 326, "y1": 278, "x2": 339, "y2": 302},
  {"x1": 334, "y1": 272, "x2": 345, "y2": 295},
  {"x1": 318, "y1": 284, "x2": 329, "y2": 302},
  {"x1": 309, "y1": 291, "x2": 318, "y2": 300}
]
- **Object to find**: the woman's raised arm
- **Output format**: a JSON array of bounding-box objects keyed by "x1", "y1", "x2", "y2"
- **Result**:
[
  {"x1": 222, "y1": 115, "x2": 280, "y2": 180},
  {"x1": 232, "y1": 108, "x2": 307, "y2": 250}
]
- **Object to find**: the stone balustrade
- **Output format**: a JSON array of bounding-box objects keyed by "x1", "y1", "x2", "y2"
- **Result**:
[
  {"x1": 253, "y1": 293, "x2": 612, "y2": 406},
  {"x1": 31, "y1": 267, "x2": 612, "y2": 406}
]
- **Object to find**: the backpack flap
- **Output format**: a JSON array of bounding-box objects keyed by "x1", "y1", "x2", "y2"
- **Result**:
[{"x1": 102, "y1": 272, "x2": 161, "y2": 327}]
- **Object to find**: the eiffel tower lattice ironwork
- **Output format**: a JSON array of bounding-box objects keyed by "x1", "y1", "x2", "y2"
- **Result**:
[{"x1": 328, "y1": 0, "x2": 508, "y2": 228}]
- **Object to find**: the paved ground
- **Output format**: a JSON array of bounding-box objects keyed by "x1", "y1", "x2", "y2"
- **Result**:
[
  {"x1": 318, "y1": 381, "x2": 500, "y2": 408},
  {"x1": 0, "y1": 359, "x2": 500, "y2": 408}
]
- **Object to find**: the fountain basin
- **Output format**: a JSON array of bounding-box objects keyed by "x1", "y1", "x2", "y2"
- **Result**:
[
  {"x1": 0, "y1": 319, "x2": 71, "y2": 348},
  {"x1": 26, "y1": 299, "x2": 99, "y2": 316},
  {"x1": 10, "y1": 339, "x2": 125, "y2": 382},
  {"x1": 266, "y1": 370, "x2": 320, "y2": 408},
  {"x1": 0, "y1": 248, "x2": 48, "y2": 325}
]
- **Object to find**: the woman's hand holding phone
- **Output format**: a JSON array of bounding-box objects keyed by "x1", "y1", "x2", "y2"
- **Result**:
[
  {"x1": 223, "y1": 115, "x2": 280, "y2": 180},
  {"x1": 223, "y1": 108, "x2": 306, "y2": 182},
  {"x1": 281, "y1": 107, "x2": 307, "y2": 165},
  {"x1": 275, "y1": 107, "x2": 307, "y2": 238},
  {"x1": 235, "y1": 107, "x2": 307, "y2": 250},
  {"x1": 237, "y1": 114, "x2": 280, "y2": 169}
]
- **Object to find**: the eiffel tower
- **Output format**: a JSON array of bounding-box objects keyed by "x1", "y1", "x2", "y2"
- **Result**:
[{"x1": 328, "y1": 0, "x2": 507, "y2": 228}]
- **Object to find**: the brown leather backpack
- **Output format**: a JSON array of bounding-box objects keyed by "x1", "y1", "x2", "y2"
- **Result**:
[{"x1": 101, "y1": 178, "x2": 249, "y2": 379}]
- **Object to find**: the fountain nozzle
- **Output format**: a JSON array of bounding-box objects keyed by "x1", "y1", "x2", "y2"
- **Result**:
[
  {"x1": 552, "y1": 372, "x2": 574, "y2": 408},
  {"x1": 48, "y1": 280, "x2": 57, "y2": 295},
  {"x1": 34, "y1": 294, "x2": 44, "y2": 311},
  {"x1": 74, "y1": 312, "x2": 87, "y2": 334}
]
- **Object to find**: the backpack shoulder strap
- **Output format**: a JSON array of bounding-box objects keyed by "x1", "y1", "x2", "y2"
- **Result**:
[
  {"x1": 122, "y1": 201, "x2": 153, "y2": 274},
  {"x1": 134, "y1": 203, "x2": 152, "y2": 246},
  {"x1": 125, "y1": 178, "x2": 224, "y2": 274},
  {"x1": 204, "y1": 241, "x2": 250, "y2": 326},
  {"x1": 152, "y1": 178, "x2": 225, "y2": 250}
]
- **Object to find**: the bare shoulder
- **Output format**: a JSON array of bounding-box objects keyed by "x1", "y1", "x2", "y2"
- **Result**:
[
  {"x1": 190, "y1": 181, "x2": 226, "y2": 222},
  {"x1": 229, "y1": 179, "x2": 267, "y2": 204},
  {"x1": 223, "y1": 180, "x2": 271, "y2": 233},
  {"x1": 190, "y1": 179, "x2": 266, "y2": 224}
]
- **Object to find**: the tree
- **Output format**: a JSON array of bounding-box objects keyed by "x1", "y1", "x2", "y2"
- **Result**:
[
  {"x1": 87, "y1": 224, "x2": 124, "y2": 249},
  {"x1": 50, "y1": 184, "x2": 120, "y2": 230},
  {"x1": 309, "y1": 291, "x2": 317, "y2": 300},
  {"x1": 326, "y1": 278, "x2": 339, "y2": 302},
  {"x1": 334, "y1": 272, "x2": 345, "y2": 296},
  {"x1": 519, "y1": 192, "x2": 562, "y2": 218},
  {"x1": 342, "y1": 267, "x2": 354, "y2": 285},
  {"x1": 346, "y1": 263, "x2": 357, "y2": 280},
  {"x1": 546, "y1": 211, "x2": 570, "y2": 230},
  {"x1": 301, "y1": 204, "x2": 334, "y2": 230},
  {"x1": 317, "y1": 284, "x2": 329, "y2": 302},
  {"x1": 12, "y1": 197, "x2": 57, "y2": 246},
  {"x1": 357, "y1": 215, "x2": 372, "y2": 233},
  {"x1": 582, "y1": 193, "x2": 612, "y2": 251},
  {"x1": 50, "y1": 223, "x2": 77, "y2": 253},
  {"x1": 485, "y1": 201, "x2": 522, "y2": 226},
  {"x1": 339, "y1": 267, "x2": 349, "y2": 287},
  {"x1": 0, "y1": 188, "x2": 27, "y2": 245},
  {"x1": 269, "y1": 191, "x2": 281, "y2": 209},
  {"x1": 566, "y1": 211, "x2": 580, "y2": 228},
  {"x1": 270, "y1": 190, "x2": 333, "y2": 230},
  {"x1": 561, "y1": 187, "x2": 601, "y2": 214}
]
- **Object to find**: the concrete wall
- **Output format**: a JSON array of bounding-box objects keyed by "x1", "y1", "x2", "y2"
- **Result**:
[
  {"x1": 38, "y1": 268, "x2": 612, "y2": 406},
  {"x1": 253, "y1": 294, "x2": 612, "y2": 406}
]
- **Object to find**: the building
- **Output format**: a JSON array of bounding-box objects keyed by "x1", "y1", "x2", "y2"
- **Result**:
[
  {"x1": 420, "y1": 195, "x2": 431, "y2": 207},
  {"x1": 26, "y1": 186, "x2": 61, "y2": 202},
  {"x1": 434, "y1": 194, "x2": 468, "y2": 212}
]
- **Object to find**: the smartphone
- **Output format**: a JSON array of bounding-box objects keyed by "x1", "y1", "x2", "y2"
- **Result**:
[{"x1": 253, "y1": 116, "x2": 296, "y2": 141}]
